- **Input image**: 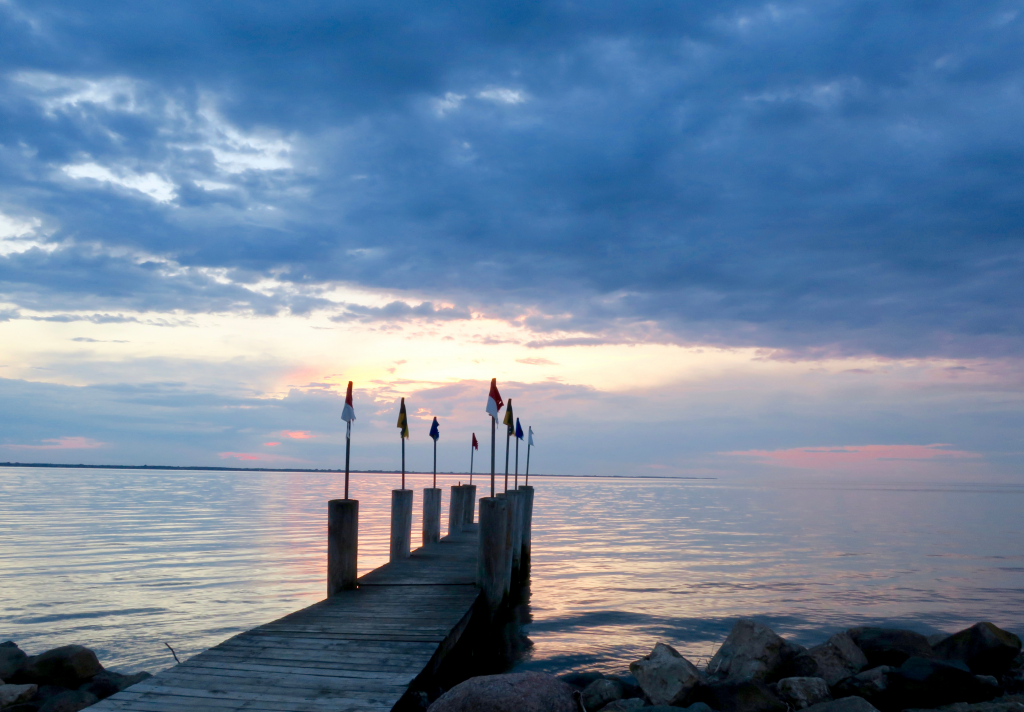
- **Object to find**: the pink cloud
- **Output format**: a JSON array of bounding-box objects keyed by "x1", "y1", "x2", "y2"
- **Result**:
[
  {"x1": 218, "y1": 452, "x2": 262, "y2": 461},
  {"x1": 728, "y1": 443, "x2": 980, "y2": 469},
  {"x1": 264, "y1": 442, "x2": 280, "y2": 447},
  {"x1": 282, "y1": 430, "x2": 313, "y2": 439},
  {"x1": 2, "y1": 436, "x2": 105, "y2": 450}
]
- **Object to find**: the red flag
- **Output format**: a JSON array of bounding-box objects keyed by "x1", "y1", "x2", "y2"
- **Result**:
[
  {"x1": 485, "y1": 378, "x2": 503, "y2": 418},
  {"x1": 472, "y1": 433, "x2": 479, "y2": 450}
]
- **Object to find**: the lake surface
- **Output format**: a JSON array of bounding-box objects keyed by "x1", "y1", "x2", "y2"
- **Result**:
[{"x1": 1, "y1": 467, "x2": 1022, "y2": 676}]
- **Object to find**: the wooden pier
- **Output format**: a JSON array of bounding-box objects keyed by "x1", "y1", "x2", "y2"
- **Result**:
[{"x1": 92, "y1": 526, "x2": 483, "y2": 712}]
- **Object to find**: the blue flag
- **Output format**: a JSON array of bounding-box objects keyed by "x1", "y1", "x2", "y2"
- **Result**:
[
  {"x1": 429, "y1": 417, "x2": 440, "y2": 441},
  {"x1": 515, "y1": 417, "x2": 524, "y2": 440}
]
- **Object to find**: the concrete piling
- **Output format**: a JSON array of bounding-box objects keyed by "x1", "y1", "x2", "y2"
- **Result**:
[
  {"x1": 327, "y1": 498, "x2": 358, "y2": 595},
  {"x1": 389, "y1": 489, "x2": 413, "y2": 561},
  {"x1": 448, "y1": 485, "x2": 466, "y2": 535},
  {"x1": 423, "y1": 487, "x2": 442, "y2": 545},
  {"x1": 463, "y1": 484, "x2": 477, "y2": 526},
  {"x1": 477, "y1": 496, "x2": 508, "y2": 614},
  {"x1": 518, "y1": 485, "x2": 534, "y2": 569}
]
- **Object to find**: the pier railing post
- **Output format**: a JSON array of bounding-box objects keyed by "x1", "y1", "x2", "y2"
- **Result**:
[
  {"x1": 448, "y1": 485, "x2": 466, "y2": 535},
  {"x1": 463, "y1": 484, "x2": 477, "y2": 526},
  {"x1": 328, "y1": 498, "x2": 358, "y2": 595},
  {"x1": 518, "y1": 485, "x2": 534, "y2": 570},
  {"x1": 477, "y1": 496, "x2": 508, "y2": 614},
  {"x1": 423, "y1": 487, "x2": 442, "y2": 545},
  {"x1": 390, "y1": 489, "x2": 413, "y2": 561}
]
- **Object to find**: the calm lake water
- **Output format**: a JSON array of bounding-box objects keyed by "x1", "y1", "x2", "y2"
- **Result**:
[{"x1": 1, "y1": 467, "x2": 1022, "y2": 676}]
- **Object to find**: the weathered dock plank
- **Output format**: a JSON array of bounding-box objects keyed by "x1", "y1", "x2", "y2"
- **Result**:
[{"x1": 92, "y1": 526, "x2": 481, "y2": 712}]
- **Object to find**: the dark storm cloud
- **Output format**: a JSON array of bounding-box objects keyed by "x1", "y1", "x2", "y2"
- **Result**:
[{"x1": 1, "y1": 0, "x2": 1022, "y2": 357}]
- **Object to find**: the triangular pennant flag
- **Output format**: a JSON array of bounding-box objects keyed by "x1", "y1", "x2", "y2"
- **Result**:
[
  {"x1": 429, "y1": 417, "x2": 440, "y2": 441},
  {"x1": 515, "y1": 418, "x2": 524, "y2": 440},
  {"x1": 528, "y1": 426, "x2": 534, "y2": 447},
  {"x1": 472, "y1": 433, "x2": 479, "y2": 450},
  {"x1": 503, "y1": 398, "x2": 514, "y2": 435},
  {"x1": 396, "y1": 397, "x2": 409, "y2": 439},
  {"x1": 485, "y1": 378, "x2": 503, "y2": 418},
  {"x1": 341, "y1": 381, "x2": 356, "y2": 422}
]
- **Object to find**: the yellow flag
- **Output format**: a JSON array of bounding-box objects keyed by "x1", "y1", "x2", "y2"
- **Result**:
[
  {"x1": 396, "y1": 397, "x2": 409, "y2": 439},
  {"x1": 503, "y1": 398, "x2": 514, "y2": 435}
]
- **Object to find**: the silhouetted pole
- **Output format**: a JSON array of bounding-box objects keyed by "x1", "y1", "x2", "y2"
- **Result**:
[
  {"x1": 401, "y1": 436, "x2": 405, "y2": 490},
  {"x1": 344, "y1": 422, "x2": 352, "y2": 499},
  {"x1": 490, "y1": 416, "x2": 496, "y2": 497},
  {"x1": 504, "y1": 427, "x2": 511, "y2": 492},
  {"x1": 514, "y1": 430, "x2": 519, "y2": 489}
]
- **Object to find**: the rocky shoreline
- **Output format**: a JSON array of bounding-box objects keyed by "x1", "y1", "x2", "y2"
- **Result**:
[
  {"x1": 427, "y1": 620, "x2": 1024, "y2": 712},
  {"x1": 0, "y1": 642, "x2": 152, "y2": 712}
]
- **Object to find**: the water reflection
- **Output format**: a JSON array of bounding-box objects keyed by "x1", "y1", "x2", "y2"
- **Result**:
[{"x1": 1, "y1": 468, "x2": 1021, "y2": 678}]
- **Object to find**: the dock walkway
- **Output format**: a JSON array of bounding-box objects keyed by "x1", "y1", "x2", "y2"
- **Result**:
[{"x1": 93, "y1": 526, "x2": 481, "y2": 712}]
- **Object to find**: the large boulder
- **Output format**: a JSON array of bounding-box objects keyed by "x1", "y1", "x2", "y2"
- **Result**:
[
  {"x1": 847, "y1": 628, "x2": 933, "y2": 668},
  {"x1": 0, "y1": 643, "x2": 28, "y2": 680},
  {"x1": 886, "y1": 656, "x2": 1001, "y2": 710},
  {"x1": 904, "y1": 701, "x2": 1024, "y2": 712},
  {"x1": 688, "y1": 679, "x2": 787, "y2": 712},
  {"x1": 803, "y1": 698, "x2": 880, "y2": 712},
  {"x1": 1004, "y1": 653, "x2": 1024, "y2": 693},
  {"x1": 831, "y1": 666, "x2": 892, "y2": 707},
  {"x1": 933, "y1": 623, "x2": 1023, "y2": 676},
  {"x1": 426, "y1": 672, "x2": 578, "y2": 712},
  {"x1": 707, "y1": 620, "x2": 805, "y2": 682},
  {"x1": 38, "y1": 690, "x2": 99, "y2": 712},
  {"x1": 806, "y1": 633, "x2": 869, "y2": 686},
  {"x1": 772, "y1": 677, "x2": 831, "y2": 710},
  {"x1": 599, "y1": 699, "x2": 645, "y2": 712},
  {"x1": 79, "y1": 670, "x2": 152, "y2": 700},
  {"x1": 581, "y1": 679, "x2": 623, "y2": 711},
  {"x1": 559, "y1": 672, "x2": 604, "y2": 690},
  {"x1": 0, "y1": 683, "x2": 37, "y2": 708},
  {"x1": 629, "y1": 643, "x2": 706, "y2": 706},
  {"x1": 14, "y1": 647, "x2": 102, "y2": 688}
]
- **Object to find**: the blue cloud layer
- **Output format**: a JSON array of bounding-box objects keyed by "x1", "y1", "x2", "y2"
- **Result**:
[{"x1": 1, "y1": 0, "x2": 1022, "y2": 357}]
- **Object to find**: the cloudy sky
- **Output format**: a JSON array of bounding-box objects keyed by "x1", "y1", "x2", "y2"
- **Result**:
[{"x1": 0, "y1": 0, "x2": 1021, "y2": 479}]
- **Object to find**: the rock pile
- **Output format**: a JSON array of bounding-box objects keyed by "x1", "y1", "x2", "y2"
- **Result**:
[
  {"x1": 0, "y1": 642, "x2": 151, "y2": 712},
  {"x1": 444, "y1": 620, "x2": 1021, "y2": 712}
]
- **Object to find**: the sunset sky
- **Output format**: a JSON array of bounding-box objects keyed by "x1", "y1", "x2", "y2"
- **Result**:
[{"x1": 1, "y1": 1, "x2": 1022, "y2": 479}]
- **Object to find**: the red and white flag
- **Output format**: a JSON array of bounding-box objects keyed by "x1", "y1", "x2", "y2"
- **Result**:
[
  {"x1": 341, "y1": 381, "x2": 356, "y2": 422},
  {"x1": 485, "y1": 378, "x2": 503, "y2": 419}
]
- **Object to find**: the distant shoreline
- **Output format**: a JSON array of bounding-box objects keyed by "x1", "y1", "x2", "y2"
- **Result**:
[{"x1": 0, "y1": 461, "x2": 716, "y2": 480}]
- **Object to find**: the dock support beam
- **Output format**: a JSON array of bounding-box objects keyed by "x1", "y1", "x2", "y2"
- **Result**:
[
  {"x1": 518, "y1": 485, "x2": 534, "y2": 570},
  {"x1": 448, "y1": 485, "x2": 466, "y2": 535},
  {"x1": 423, "y1": 487, "x2": 442, "y2": 545},
  {"x1": 500, "y1": 490, "x2": 522, "y2": 587},
  {"x1": 390, "y1": 489, "x2": 413, "y2": 561},
  {"x1": 477, "y1": 496, "x2": 508, "y2": 614},
  {"x1": 463, "y1": 484, "x2": 477, "y2": 526},
  {"x1": 327, "y1": 498, "x2": 358, "y2": 595}
]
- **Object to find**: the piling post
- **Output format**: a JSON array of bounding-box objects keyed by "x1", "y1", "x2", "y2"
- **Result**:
[
  {"x1": 518, "y1": 485, "x2": 534, "y2": 570},
  {"x1": 463, "y1": 484, "x2": 477, "y2": 526},
  {"x1": 477, "y1": 496, "x2": 508, "y2": 614},
  {"x1": 447, "y1": 485, "x2": 466, "y2": 535},
  {"x1": 423, "y1": 487, "x2": 442, "y2": 545},
  {"x1": 510, "y1": 488, "x2": 524, "y2": 573},
  {"x1": 327, "y1": 498, "x2": 358, "y2": 595},
  {"x1": 503, "y1": 489, "x2": 523, "y2": 579},
  {"x1": 389, "y1": 489, "x2": 413, "y2": 560}
]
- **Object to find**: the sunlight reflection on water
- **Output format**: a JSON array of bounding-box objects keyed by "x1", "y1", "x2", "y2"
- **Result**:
[{"x1": 1, "y1": 468, "x2": 1021, "y2": 677}]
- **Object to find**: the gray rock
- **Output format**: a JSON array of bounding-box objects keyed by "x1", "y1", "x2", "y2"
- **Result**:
[
  {"x1": 689, "y1": 679, "x2": 787, "y2": 712},
  {"x1": 559, "y1": 672, "x2": 604, "y2": 690},
  {"x1": 629, "y1": 642, "x2": 706, "y2": 706},
  {"x1": 707, "y1": 620, "x2": 805, "y2": 682},
  {"x1": 0, "y1": 643, "x2": 28, "y2": 680},
  {"x1": 904, "y1": 701, "x2": 1024, "y2": 712},
  {"x1": 772, "y1": 677, "x2": 830, "y2": 710},
  {"x1": 598, "y1": 699, "x2": 644, "y2": 712},
  {"x1": 582, "y1": 679, "x2": 623, "y2": 711},
  {"x1": 0, "y1": 683, "x2": 37, "y2": 708},
  {"x1": 683, "y1": 704, "x2": 717, "y2": 712},
  {"x1": 15, "y1": 647, "x2": 102, "y2": 689},
  {"x1": 1004, "y1": 653, "x2": 1024, "y2": 693},
  {"x1": 803, "y1": 697, "x2": 880, "y2": 712},
  {"x1": 846, "y1": 627, "x2": 933, "y2": 668},
  {"x1": 887, "y1": 656, "x2": 1001, "y2": 710},
  {"x1": 929, "y1": 634, "x2": 951, "y2": 647},
  {"x1": 38, "y1": 690, "x2": 98, "y2": 712},
  {"x1": 933, "y1": 622, "x2": 1023, "y2": 676},
  {"x1": 78, "y1": 670, "x2": 151, "y2": 700},
  {"x1": 426, "y1": 672, "x2": 578, "y2": 712},
  {"x1": 806, "y1": 633, "x2": 869, "y2": 686},
  {"x1": 831, "y1": 666, "x2": 891, "y2": 706}
]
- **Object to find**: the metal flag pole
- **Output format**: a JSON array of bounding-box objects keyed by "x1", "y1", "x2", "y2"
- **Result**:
[
  {"x1": 514, "y1": 427, "x2": 519, "y2": 489},
  {"x1": 504, "y1": 426, "x2": 510, "y2": 492},
  {"x1": 490, "y1": 416, "x2": 496, "y2": 497},
  {"x1": 470, "y1": 438, "x2": 474, "y2": 484},
  {"x1": 344, "y1": 420, "x2": 351, "y2": 499},
  {"x1": 401, "y1": 434, "x2": 406, "y2": 490},
  {"x1": 433, "y1": 437, "x2": 437, "y2": 489},
  {"x1": 525, "y1": 427, "x2": 532, "y2": 486}
]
